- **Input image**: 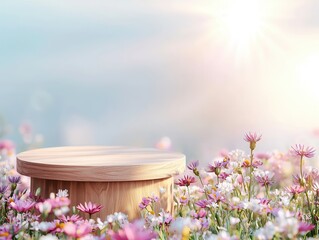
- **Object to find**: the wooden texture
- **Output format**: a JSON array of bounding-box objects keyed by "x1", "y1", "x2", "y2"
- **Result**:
[
  {"x1": 31, "y1": 177, "x2": 174, "y2": 220},
  {"x1": 17, "y1": 146, "x2": 185, "y2": 181},
  {"x1": 16, "y1": 146, "x2": 185, "y2": 219}
]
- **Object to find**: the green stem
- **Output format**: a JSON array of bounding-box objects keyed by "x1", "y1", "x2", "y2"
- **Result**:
[
  {"x1": 198, "y1": 175, "x2": 209, "y2": 199},
  {"x1": 248, "y1": 149, "x2": 254, "y2": 201},
  {"x1": 300, "y1": 156, "x2": 304, "y2": 179}
]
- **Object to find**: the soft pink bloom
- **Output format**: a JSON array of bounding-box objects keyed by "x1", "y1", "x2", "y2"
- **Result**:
[
  {"x1": 291, "y1": 144, "x2": 315, "y2": 158},
  {"x1": 298, "y1": 222, "x2": 315, "y2": 233},
  {"x1": 175, "y1": 175, "x2": 196, "y2": 187},
  {"x1": 59, "y1": 214, "x2": 83, "y2": 223},
  {"x1": 255, "y1": 152, "x2": 271, "y2": 160},
  {"x1": 10, "y1": 199, "x2": 35, "y2": 212},
  {"x1": 209, "y1": 190, "x2": 225, "y2": 203},
  {"x1": 49, "y1": 197, "x2": 70, "y2": 208},
  {"x1": 76, "y1": 201, "x2": 103, "y2": 215},
  {"x1": 244, "y1": 132, "x2": 262, "y2": 143},
  {"x1": 108, "y1": 221, "x2": 157, "y2": 240},
  {"x1": 63, "y1": 222, "x2": 92, "y2": 238},
  {"x1": 286, "y1": 185, "x2": 305, "y2": 195},
  {"x1": 254, "y1": 171, "x2": 274, "y2": 187},
  {"x1": 0, "y1": 140, "x2": 15, "y2": 152},
  {"x1": 158, "y1": 211, "x2": 173, "y2": 226}
]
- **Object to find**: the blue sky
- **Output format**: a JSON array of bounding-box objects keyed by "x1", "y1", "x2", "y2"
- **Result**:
[{"x1": 1, "y1": 1, "x2": 319, "y2": 161}]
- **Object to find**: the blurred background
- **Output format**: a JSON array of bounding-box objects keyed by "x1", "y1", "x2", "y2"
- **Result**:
[{"x1": 1, "y1": 0, "x2": 319, "y2": 162}]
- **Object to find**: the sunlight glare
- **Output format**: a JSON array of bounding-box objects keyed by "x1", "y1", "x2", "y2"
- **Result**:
[
  {"x1": 219, "y1": 0, "x2": 264, "y2": 46},
  {"x1": 296, "y1": 55, "x2": 319, "y2": 98}
]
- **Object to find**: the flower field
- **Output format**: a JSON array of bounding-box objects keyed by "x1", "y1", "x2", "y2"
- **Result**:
[{"x1": 0, "y1": 133, "x2": 319, "y2": 239}]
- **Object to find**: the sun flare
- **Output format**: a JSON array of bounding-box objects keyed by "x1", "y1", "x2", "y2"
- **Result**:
[{"x1": 218, "y1": 0, "x2": 264, "y2": 47}]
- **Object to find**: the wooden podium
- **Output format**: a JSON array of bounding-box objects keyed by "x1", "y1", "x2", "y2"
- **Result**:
[{"x1": 16, "y1": 146, "x2": 185, "y2": 219}]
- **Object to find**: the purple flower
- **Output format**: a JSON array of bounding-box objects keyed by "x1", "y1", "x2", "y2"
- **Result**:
[
  {"x1": 0, "y1": 185, "x2": 7, "y2": 194},
  {"x1": 187, "y1": 160, "x2": 199, "y2": 171},
  {"x1": 138, "y1": 197, "x2": 152, "y2": 210},
  {"x1": 291, "y1": 144, "x2": 315, "y2": 158},
  {"x1": 8, "y1": 176, "x2": 21, "y2": 184},
  {"x1": 195, "y1": 199, "x2": 212, "y2": 208}
]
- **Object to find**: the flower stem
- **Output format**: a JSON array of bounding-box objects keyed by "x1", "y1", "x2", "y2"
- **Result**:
[{"x1": 248, "y1": 149, "x2": 254, "y2": 201}]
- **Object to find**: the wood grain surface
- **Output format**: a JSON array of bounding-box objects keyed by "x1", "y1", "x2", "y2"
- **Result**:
[
  {"x1": 31, "y1": 177, "x2": 174, "y2": 220},
  {"x1": 17, "y1": 146, "x2": 186, "y2": 181}
]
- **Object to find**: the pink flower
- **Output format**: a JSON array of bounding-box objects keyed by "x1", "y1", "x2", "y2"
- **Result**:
[
  {"x1": 59, "y1": 214, "x2": 83, "y2": 223},
  {"x1": 244, "y1": 132, "x2": 262, "y2": 150},
  {"x1": 244, "y1": 132, "x2": 262, "y2": 143},
  {"x1": 0, "y1": 140, "x2": 15, "y2": 152},
  {"x1": 10, "y1": 199, "x2": 35, "y2": 213},
  {"x1": 108, "y1": 221, "x2": 157, "y2": 240},
  {"x1": 175, "y1": 175, "x2": 196, "y2": 187},
  {"x1": 254, "y1": 170, "x2": 274, "y2": 187},
  {"x1": 291, "y1": 144, "x2": 315, "y2": 158},
  {"x1": 286, "y1": 185, "x2": 305, "y2": 195},
  {"x1": 77, "y1": 201, "x2": 102, "y2": 215},
  {"x1": 298, "y1": 222, "x2": 315, "y2": 233},
  {"x1": 63, "y1": 222, "x2": 92, "y2": 238}
]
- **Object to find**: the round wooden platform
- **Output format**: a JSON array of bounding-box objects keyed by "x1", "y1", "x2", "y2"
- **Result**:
[{"x1": 16, "y1": 146, "x2": 186, "y2": 219}]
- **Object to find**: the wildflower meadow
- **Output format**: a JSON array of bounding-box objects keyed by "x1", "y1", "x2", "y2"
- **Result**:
[{"x1": 0, "y1": 132, "x2": 319, "y2": 239}]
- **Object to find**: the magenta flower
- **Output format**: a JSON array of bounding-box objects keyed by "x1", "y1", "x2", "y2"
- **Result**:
[
  {"x1": 108, "y1": 221, "x2": 157, "y2": 240},
  {"x1": 175, "y1": 175, "x2": 196, "y2": 187},
  {"x1": 291, "y1": 144, "x2": 315, "y2": 158},
  {"x1": 10, "y1": 199, "x2": 35, "y2": 212},
  {"x1": 76, "y1": 202, "x2": 103, "y2": 217},
  {"x1": 138, "y1": 197, "x2": 151, "y2": 210},
  {"x1": 298, "y1": 222, "x2": 315, "y2": 233},
  {"x1": 63, "y1": 222, "x2": 92, "y2": 238}
]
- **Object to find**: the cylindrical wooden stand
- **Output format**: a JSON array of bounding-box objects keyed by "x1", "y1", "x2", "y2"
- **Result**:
[
  {"x1": 17, "y1": 146, "x2": 185, "y2": 220},
  {"x1": 31, "y1": 177, "x2": 174, "y2": 219}
]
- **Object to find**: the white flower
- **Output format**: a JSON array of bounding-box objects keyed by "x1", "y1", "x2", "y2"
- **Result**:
[
  {"x1": 37, "y1": 201, "x2": 52, "y2": 215},
  {"x1": 39, "y1": 234, "x2": 59, "y2": 240},
  {"x1": 56, "y1": 189, "x2": 68, "y2": 198},
  {"x1": 217, "y1": 181, "x2": 234, "y2": 195},
  {"x1": 38, "y1": 221, "x2": 56, "y2": 232},
  {"x1": 230, "y1": 217, "x2": 240, "y2": 225},
  {"x1": 97, "y1": 218, "x2": 108, "y2": 229},
  {"x1": 159, "y1": 187, "x2": 166, "y2": 194}
]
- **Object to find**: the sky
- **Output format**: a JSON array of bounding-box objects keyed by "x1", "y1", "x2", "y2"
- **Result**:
[{"x1": 1, "y1": 0, "x2": 319, "y2": 162}]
